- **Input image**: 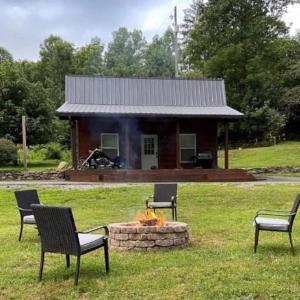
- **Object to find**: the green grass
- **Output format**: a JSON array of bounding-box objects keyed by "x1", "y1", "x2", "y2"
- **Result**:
[
  {"x1": 0, "y1": 160, "x2": 60, "y2": 172},
  {"x1": 1, "y1": 184, "x2": 300, "y2": 299},
  {"x1": 0, "y1": 145, "x2": 71, "y2": 173},
  {"x1": 219, "y1": 141, "x2": 300, "y2": 169}
]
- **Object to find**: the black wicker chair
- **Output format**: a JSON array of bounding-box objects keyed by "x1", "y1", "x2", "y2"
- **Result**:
[
  {"x1": 146, "y1": 184, "x2": 178, "y2": 220},
  {"x1": 31, "y1": 204, "x2": 109, "y2": 285},
  {"x1": 15, "y1": 189, "x2": 40, "y2": 241},
  {"x1": 253, "y1": 193, "x2": 300, "y2": 254}
]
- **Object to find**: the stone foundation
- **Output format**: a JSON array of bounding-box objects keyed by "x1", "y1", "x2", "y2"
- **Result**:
[
  {"x1": 0, "y1": 172, "x2": 64, "y2": 181},
  {"x1": 108, "y1": 222, "x2": 189, "y2": 251}
]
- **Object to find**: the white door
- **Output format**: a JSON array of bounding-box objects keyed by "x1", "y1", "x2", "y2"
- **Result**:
[{"x1": 141, "y1": 135, "x2": 158, "y2": 169}]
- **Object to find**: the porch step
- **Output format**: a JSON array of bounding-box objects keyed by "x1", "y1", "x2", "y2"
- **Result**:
[{"x1": 65, "y1": 169, "x2": 256, "y2": 182}]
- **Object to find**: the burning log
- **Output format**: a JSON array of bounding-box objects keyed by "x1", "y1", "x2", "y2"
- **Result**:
[{"x1": 136, "y1": 209, "x2": 166, "y2": 226}]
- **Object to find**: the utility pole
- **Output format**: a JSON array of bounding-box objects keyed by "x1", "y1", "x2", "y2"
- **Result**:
[
  {"x1": 174, "y1": 6, "x2": 179, "y2": 77},
  {"x1": 22, "y1": 116, "x2": 28, "y2": 172}
]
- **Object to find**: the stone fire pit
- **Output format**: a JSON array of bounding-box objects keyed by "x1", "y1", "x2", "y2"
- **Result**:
[{"x1": 108, "y1": 221, "x2": 189, "y2": 251}]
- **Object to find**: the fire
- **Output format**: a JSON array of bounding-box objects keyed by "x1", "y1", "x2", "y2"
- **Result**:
[{"x1": 136, "y1": 208, "x2": 166, "y2": 226}]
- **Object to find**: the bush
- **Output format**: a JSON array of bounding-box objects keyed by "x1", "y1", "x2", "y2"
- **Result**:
[
  {"x1": 0, "y1": 138, "x2": 18, "y2": 165},
  {"x1": 45, "y1": 142, "x2": 63, "y2": 160}
]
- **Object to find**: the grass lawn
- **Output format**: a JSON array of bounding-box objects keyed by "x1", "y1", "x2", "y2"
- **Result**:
[
  {"x1": 0, "y1": 145, "x2": 71, "y2": 173},
  {"x1": 0, "y1": 160, "x2": 60, "y2": 173},
  {"x1": 1, "y1": 183, "x2": 300, "y2": 299},
  {"x1": 218, "y1": 141, "x2": 300, "y2": 169}
]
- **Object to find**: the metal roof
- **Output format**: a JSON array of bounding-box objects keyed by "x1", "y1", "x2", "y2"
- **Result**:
[
  {"x1": 57, "y1": 75, "x2": 242, "y2": 118},
  {"x1": 57, "y1": 103, "x2": 242, "y2": 118}
]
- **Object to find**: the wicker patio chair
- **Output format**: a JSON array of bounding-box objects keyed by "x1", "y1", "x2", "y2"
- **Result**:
[
  {"x1": 15, "y1": 189, "x2": 40, "y2": 241},
  {"x1": 253, "y1": 193, "x2": 300, "y2": 254},
  {"x1": 146, "y1": 184, "x2": 178, "y2": 220},
  {"x1": 31, "y1": 204, "x2": 109, "y2": 285}
]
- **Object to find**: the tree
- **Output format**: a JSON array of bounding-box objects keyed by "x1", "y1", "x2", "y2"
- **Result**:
[
  {"x1": 144, "y1": 28, "x2": 175, "y2": 77},
  {"x1": 279, "y1": 36, "x2": 300, "y2": 138},
  {"x1": 183, "y1": 0, "x2": 289, "y2": 68},
  {"x1": 105, "y1": 27, "x2": 147, "y2": 76},
  {"x1": 0, "y1": 47, "x2": 13, "y2": 63},
  {"x1": 73, "y1": 37, "x2": 105, "y2": 75},
  {"x1": 39, "y1": 35, "x2": 74, "y2": 107},
  {"x1": 0, "y1": 61, "x2": 54, "y2": 144},
  {"x1": 182, "y1": 0, "x2": 294, "y2": 141}
]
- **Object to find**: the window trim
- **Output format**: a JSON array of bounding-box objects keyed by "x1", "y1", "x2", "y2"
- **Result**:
[
  {"x1": 180, "y1": 133, "x2": 196, "y2": 163},
  {"x1": 100, "y1": 133, "x2": 119, "y2": 156}
]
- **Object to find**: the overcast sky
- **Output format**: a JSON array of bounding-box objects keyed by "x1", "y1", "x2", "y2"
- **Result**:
[{"x1": 1, "y1": 0, "x2": 300, "y2": 61}]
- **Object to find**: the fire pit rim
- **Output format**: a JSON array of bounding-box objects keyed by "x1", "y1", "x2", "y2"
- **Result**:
[
  {"x1": 108, "y1": 221, "x2": 188, "y2": 228},
  {"x1": 108, "y1": 221, "x2": 189, "y2": 250}
]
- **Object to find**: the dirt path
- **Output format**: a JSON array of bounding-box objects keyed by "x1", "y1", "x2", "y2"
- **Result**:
[{"x1": 0, "y1": 176, "x2": 299, "y2": 189}]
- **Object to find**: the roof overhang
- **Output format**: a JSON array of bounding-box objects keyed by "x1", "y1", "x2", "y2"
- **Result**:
[{"x1": 56, "y1": 103, "x2": 243, "y2": 119}]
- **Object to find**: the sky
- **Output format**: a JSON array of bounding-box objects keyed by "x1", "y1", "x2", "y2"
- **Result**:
[{"x1": 0, "y1": 0, "x2": 300, "y2": 61}]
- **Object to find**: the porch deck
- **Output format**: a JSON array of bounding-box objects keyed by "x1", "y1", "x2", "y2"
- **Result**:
[{"x1": 64, "y1": 168, "x2": 256, "y2": 182}]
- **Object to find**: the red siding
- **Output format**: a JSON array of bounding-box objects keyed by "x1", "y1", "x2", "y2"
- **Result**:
[{"x1": 77, "y1": 117, "x2": 218, "y2": 169}]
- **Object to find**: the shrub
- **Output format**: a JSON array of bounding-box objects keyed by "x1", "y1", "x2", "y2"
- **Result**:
[
  {"x1": 45, "y1": 142, "x2": 63, "y2": 160},
  {"x1": 0, "y1": 138, "x2": 18, "y2": 165},
  {"x1": 25, "y1": 145, "x2": 47, "y2": 161}
]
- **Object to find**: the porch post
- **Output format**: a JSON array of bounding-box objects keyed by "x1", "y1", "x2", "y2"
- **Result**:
[
  {"x1": 125, "y1": 119, "x2": 130, "y2": 168},
  {"x1": 224, "y1": 122, "x2": 229, "y2": 169},
  {"x1": 70, "y1": 118, "x2": 79, "y2": 170},
  {"x1": 176, "y1": 119, "x2": 180, "y2": 168}
]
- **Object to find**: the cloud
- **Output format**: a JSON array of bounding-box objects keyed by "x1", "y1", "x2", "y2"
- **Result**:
[
  {"x1": 282, "y1": 4, "x2": 300, "y2": 35},
  {"x1": 0, "y1": 0, "x2": 299, "y2": 61}
]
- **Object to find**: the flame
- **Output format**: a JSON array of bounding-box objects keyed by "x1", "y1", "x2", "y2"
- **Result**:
[{"x1": 136, "y1": 208, "x2": 166, "y2": 226}]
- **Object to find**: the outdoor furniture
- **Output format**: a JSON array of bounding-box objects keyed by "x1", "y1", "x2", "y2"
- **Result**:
[
  {"x1": 15, "y1": 189, "x2": 40, "y2": 241},
  {"x1": 253, "y1": 193, "x2": 300, "y2": 254},
  {"x1": 146, "y1": 183, "x2": 178, "y2": 220},
  {"x1": 31, "y1": 204, "x2": 109, "y2": 285}
]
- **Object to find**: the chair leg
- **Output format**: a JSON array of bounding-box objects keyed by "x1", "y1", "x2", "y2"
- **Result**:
[
  {"x1": 171, "y1": 208, "x2": 175, "y2": 221},
  {"x1": 104, "y1": 241, "x2": 109, "y2": 273},
  {"x1": 39, "y1": 251, "x2": 45, "y2": 281},
  {"x1": 18, "y1": 220, "x2": 24, "y2": 242},
  {"x1": 66, "y1": 255, "x2": 70, "y2": 268},
  {"x1": 174, "y1": 207, "x2": 177, "y2": 221},
  {"x1": 74, "y1": 256, "x2": 81, "y2": 286},
  {"x1": 254, "y1": 227, "x2": 259, "y2": 253},
  {"x1": 288, "y1": 231, "x2": 295, "y2": 255}
]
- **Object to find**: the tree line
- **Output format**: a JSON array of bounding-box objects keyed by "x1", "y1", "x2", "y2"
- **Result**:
[
  {"x1": 0, "y1": 28, "x2": 175, "y2": 145},
  {"x1": 182, "y1": 0, "x2": 300, "y2": 142},
  {"x1": 0, "y1": 0, "x2": 299, "y2": 147}
]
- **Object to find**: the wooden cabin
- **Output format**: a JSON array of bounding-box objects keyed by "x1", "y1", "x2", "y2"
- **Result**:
[{"x1": 57, "y1": 75, "x2": 255, "y2": 182}]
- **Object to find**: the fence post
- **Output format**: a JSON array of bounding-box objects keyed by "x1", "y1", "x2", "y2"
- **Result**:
[{"x1": 22, "y1": 116, "x2": 28, "y2": 173}]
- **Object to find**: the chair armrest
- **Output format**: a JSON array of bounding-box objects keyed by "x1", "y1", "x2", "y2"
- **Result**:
[
  {"x1": 171, "y1": 195, "x2": 177, "y2": 203},
  {"x1": 77, "y1": 225, "x2": 108, "y2": 235},
  {"x1": 256, "y1": 209, "x2": 290, "y2": 214},
  {"x1": 255, "y1": 211, "x2": 295, "y2": 218},
  {"x1": 145, "y1": 195, "x2": 154, "y2": 207},
  {"x1": 17, "y1": 206, "x2": 32, "y2": 212}
]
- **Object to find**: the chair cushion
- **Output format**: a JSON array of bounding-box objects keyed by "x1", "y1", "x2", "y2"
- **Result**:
[
  {"x1": 23, "y1": 215, "x2": 36, "y2": 224},
  {"x1": 254, "y1": 217, "x2": 290, "y2": 231},
  {"x1": 148, "y1": 202, "x2": 174, "y2": 208},
  {"x1": 78, "y1": 233, "x2": 106, "y2": 252}
]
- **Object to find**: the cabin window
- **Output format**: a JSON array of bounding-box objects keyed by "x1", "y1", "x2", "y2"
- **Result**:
[
  {"x1": 101, "y1": 133, "x2": 119, "y2": 159},
  {"x1": 180, "y1": 134, "x2": 196, "y2": 163}
]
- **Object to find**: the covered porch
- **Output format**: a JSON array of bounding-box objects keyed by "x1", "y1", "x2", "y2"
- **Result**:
[{"x1": 70, "y1": 116, "x2": 231, "y2": 171}]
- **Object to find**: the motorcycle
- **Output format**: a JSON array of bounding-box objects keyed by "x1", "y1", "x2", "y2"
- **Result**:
[{"x1": 80, "y1": 148, "x2": 125, "y2": 169}]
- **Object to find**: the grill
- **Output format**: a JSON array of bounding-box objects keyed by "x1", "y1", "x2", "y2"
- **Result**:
[{"x1": 194, "y1": 151, "x2": 213, "y2": 168}]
